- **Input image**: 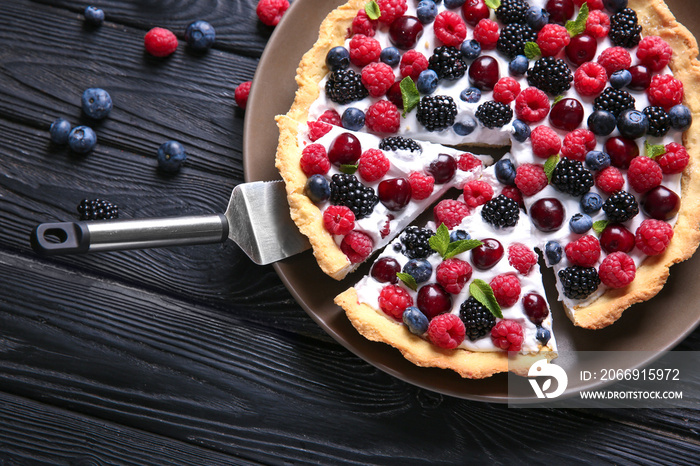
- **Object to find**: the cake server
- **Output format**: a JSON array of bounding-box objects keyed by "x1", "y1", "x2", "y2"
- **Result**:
[{"x1": 30, "y1": 180, "x2": 310, "y2": 265}]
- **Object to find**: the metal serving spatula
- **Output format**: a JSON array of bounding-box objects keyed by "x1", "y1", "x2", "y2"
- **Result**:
[{"x1": 30, "y1": 181, "x2": 310, "y2": 265}]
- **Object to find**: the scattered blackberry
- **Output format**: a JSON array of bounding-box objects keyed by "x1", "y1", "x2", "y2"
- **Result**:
[
  {"x1": 379, "y1": 136, "x2": 422, "y2": 154},
  {"x1": 609, "y1": 8, "x2": 642, "y2": 48},
  {"x1": 428, "y1": 46, "x2": 467, "y2": 81},
  {"x1": 481, "y1": 194, "x2": 520, "y2": 228},
  {"x1": 527, "y1": 57, "x2": 573, "y2": 96},
  {"x1": 416, "y1": 95, "x2": 457, "y2": 132},
  {"x1": 558, "y1": 266, "x2": 601, "y2": 300},
  {"x1": 593, "y1": 87, "x2": 636, "y2": 117},
  {"x1": 495, "y1": 0, "x2": 529, "y2": 25},
  {"x1": 329, "y1": 174, "x2": 378, "y2": 219},
  {"x1": 459, "y1": 297, "x2": 496, "y2": 341},
  {"x1": 603, "y1": 190, "x2": 639, "y2": 223},
  {"x1": 325, "y1": 69, "x2": 368, "y2": 104},
  {"x1": 476, "y1": 101, "x2": 514, "y2": 129},
  {"x1": 497, "y1": 23, "x2": 537, "y2": 59},
  {"x1": 400, "y1": 226, "x2": 435, "y2": 259},
  {"x1": 550, "y1": 158, "x2": 594, "y2": 197},
  {"x1": 643, "y1": 106, "x2": 671, "y2": 137},
  {"x1": 77, "y1": 199, "x2": 118, "y2": 220}
]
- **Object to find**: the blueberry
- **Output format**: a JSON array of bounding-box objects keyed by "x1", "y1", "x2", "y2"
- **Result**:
[
  {"x1": 81, "y1": 88, "x2": 112, "y2": 120},
  {"x1": 157, "y1": 140, "x2": 187, "y2": 172},
  {"x1": 416, "y1": 1, "x2": 438, "y2": 24},
  {"x1": 184, "y1": 20, "x2": 216, "y2": 51},
  {"x1": 450, "y1": 229, "x2": 470, "y2": 242},
  {"x1": 444, "y1": 0, "x2": 466, "y2": 8},
  {"x1": 495, "y1": 159, "x2": 517, "y2": 186},
  {"x1": 544, "y1": 240, "x2": 562, "y2": 265},
  {"x1": 49, "y1": 118, "x2": 72, "y2": 144},
  {"x1": 509, "y1": 55, "x2": 529, "y2": 76},
  {"x1": 617, "y1": 109, "x2": 649, "y2": 139},
  {"x1": 403, "y1": 258, "x2": 433, "y2": 283},
  {"x1": 380, "y1": 46, "x2": 401, "y2": 67},
  {"x1": 326, "y1": 46, "x2": 350, "y2": 71},
  {"x1": 569, "y1": 213, "x2": 593, "y2": 234},
  {"x1": 512, "y1": 119, "x2": 531, "y2": 143},
  {"x1": 453, "y1": 117, "x2": 477, "y2": 136},
  {"x1": 526, "y1": 7, "x2": 550, "y2": 31},
  {"x1": 610, "y1": 69, "x2": 632, "y2": 89},
  {"x1": 585, "y1": 150, "x2": 611, "y2": 171},
  {"x1": 603, "y1": 0, "x2": 628, "y2": 14},
  {"x1": 342, "y1": 107, "x2": 365, "y2": 131},
  {"x1": 403, "y1": 307, "x2": 429, "y2": 335},
  {"x1": 84, "y1": 6, "x2": 105, "y2": 26},
  {"x1": 588, "y1": 110, "x2": 617, "y2": 136},
  {"x1": 460, "y1": 87, "x2": 481, "y2": 103},
  {"x1": 68, "y1": 126, "x2": 97, "y2": 154},
  {"x1": 304, "y1": 174, "x2": 330, "y2": 203},
  {"x1": 580, "y1": 192, "x2": 603, "y2": 214},
  {"x1": 536, "y1": 326, "x2": 551, "y2": 345},
  {"x1": 460, "y1": 40, "x2": 481, "y2": 61},
  {"x1": 669, "y1": 104, "x2": 692, "y2": 132},
  {"x1": 416, "y1": 69, "x2": 438, "y2": 94}
]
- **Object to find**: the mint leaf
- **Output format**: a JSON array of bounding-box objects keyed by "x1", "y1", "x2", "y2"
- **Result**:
[
  {"x1": 524, "y1": 41, "x2": 541, "y2": 60},
  {"x1": 339, "y1": 163, "x2": 358, "y2": 174},
  {"x1": 365, "y1": 0, "x2": 381, "y2": 20},
  {"x1": 397, "y1": 272, "x2": 418, "y2": 292},
  {"x1": 484, "y1": 0, "x2": 501, "y2": 9},
  {"x1": 593, "y1": 220, "x2": 609, "y2": 235},
  {"x1": 400, "y1": 77, "x2": 420, "y2": 117},
  {"x1": 444, "y1": 239, "x2": 483, "y2": 260},
  {"x1": 645, "y1": 140, "x2": 666, "y2": 159},
  {"x1": 469, "y1": 279, "x2": 502, "y2": 319},
  {"x1": 553, "y1": 95, "x2": 564, "y2": 104},
  {"x1": 428, "y1": 223, "x2": 450, "y2": 258},
  {"x1": 544, "y1": 154, "x2": 560, "y2": 183},
  {"x1": 565, "y1": 3, "x2": 589, "y2": 37}
]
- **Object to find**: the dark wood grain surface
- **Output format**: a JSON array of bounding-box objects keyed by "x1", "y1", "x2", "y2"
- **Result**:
[{"x1": 0, "y1": 0, "x2": 698, "y2": 464}]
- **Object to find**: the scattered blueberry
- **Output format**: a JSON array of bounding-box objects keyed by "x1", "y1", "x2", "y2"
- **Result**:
[
  {"x1": 509, "y1": 55, "x2": 529, "y2": 76},
  {"x1": 49, "y1": 118, "x2": 72, "y2": 144},
  {"x1": 403, "y1": 258, "x2": 433, "y2": 283},
  {"x1": 326, "y1": 46, "x2": 350, "y2": 71},
  {"x1": 536, "y1": 326, "x2": 551, "y2": 345},
  {"x1": 603, "y1": 0, "x2": 628, "y2": 14},
  {"x1": 544, "y1": 240, "x2": 562, "y2": 265},
  {"x1": 453, "y1": 117, "x2": 477, "y2": 136},
  {"x1": 459, "y1": 87, "x2": 481, "y2": 103},
  {"x1": 184, "y1": 20, "x2": 216, "y2": 51},
  {"x1": 495, "y1": 158, "x2": 517, "y2": 186},
  {"x1": 585, "y1": 150, "x2": 611, "y2": 171},
  {"x1": 444, "y1": 0, "x2": 466, "y2": 8},
  {"x1": 610, "y1": 69, "x2": 632, "y2": 89},
  {"x1": 450, "y1": 229, "x2": 471, "y2": 242},
  {"x1": 669, "y1": 104, "x2": 692, "y2": 132},
  {"x1": 526, "y1": 6, "x2": 550, "y2": 31},
  {"x1": 342, "y1": 107, "x2": 365, "y2": 131},
  {"x1": 304, "y1": 174, "x2": 330, "y2": 203},
  {"x1": 512, "y1": 119, "x2": 531, "y2": 143},
  {"x1": 460, "y1": 40, "x2": 481, "y2": 61},
  {"x1": 157, "y1": 140, "x2": 187, "y2": 172},
  {"x1": 416, "y1": 1, "x2": 438, "y2": 24},
  {"x1": 588, "y1": 109, "x2": 617, "y2": 136},
  {"x1": 84, "y1": 6, "x2": 105, "y2": 26},
  {"x1": 617, "y1": 109, "x2": 649, "y2": 139},
  {"x1": 403, "y1": 307, "x2": 429, "y2": 335},
  {"x1": 569, "y1": 213, "x2": 593, "y2": 234},
  {"x1": 580, "y1": 192, "x2": 604, "y2": 214},
  {"x1": 81, "y1": 88, "x2": 112, "y2": 120},
  {"x1": 380, "y1": 46, "x2": 401, "y2": 67},
  {"x1": 68, "y1": 126, "x2": 97, "y2": 154},
  {"x1": 416, "y1": 69, "x2": 439, "y2": 94}
]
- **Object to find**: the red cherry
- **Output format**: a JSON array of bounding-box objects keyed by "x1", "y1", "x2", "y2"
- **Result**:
[
  {"x1": 628, "y1": 65, "x2": 652, "y2": 91},
  {"x1": 545, "y1": 0, "x2": 574, "y2": 25},
  {"x1": 549, "y1": 98, "x2": 584, "y2": 131},
  {"x1": 599, "y1": 224, "x2": 635, "y2": 254},
  {"x1": 605, "y1": 137, "x2": 639, "y2": 169},
  {"x1": 469, "y1": 56, "x2": 500, "y2": 90},
  {"x1": 378, "y1": 178, "x2": 412, "y2": 211},
  {"x1": 417, "y1": 284, "x2": 453, "y2": 319},
  {"x1": 461, "y1": 0, "x2": 490, "y2": 27},
  {"x1": 471, "y1": 238, "x2": 504, "y2": 270},
  {"x1": 426, "y1": 154, "x2": 457, "y2": 184},
  {"x1": 530, "y1": 198, "x2": 565, "y2": 232},
  {"x1": 565, "y1": 34, "x2": 597, "y2": 67},
  {"x1": 386, "y1": 81, "x2": 404, "y2": 109},
  {"x1": 328, "y1": 133, "x2": 361, "y2": 165},
  {"x1": 641, "y1": 185, "x2": 681, "y2": 220},
  {"x1": 371, "y1": 257, "x2": 400, "y2": 283},
  {"x1": 389, "y1": 16, "x2": 424, "y2": 50},
  {"x1": 522, "y1": 292, "x2": 549, "y2": 325}
]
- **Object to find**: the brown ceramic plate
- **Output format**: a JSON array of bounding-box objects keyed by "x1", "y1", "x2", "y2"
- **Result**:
[{"x1": 243, "y1": 0, "x2": 700, "y2": 401}]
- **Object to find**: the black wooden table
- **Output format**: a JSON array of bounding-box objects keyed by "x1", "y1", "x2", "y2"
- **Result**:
[{"x1": 0, "y1": 0, "x2": 698, "y2": 464}]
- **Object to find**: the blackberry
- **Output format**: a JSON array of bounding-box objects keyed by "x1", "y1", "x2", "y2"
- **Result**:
[
  {"x1": 481, "y1": 194, "x2": 520, "y2": 228},
  {"x1": 77, "y1": 199, "x2": 118, "y2": 220},
  {"x1": 428, "y1": 46, "x2": 467, "y2": 81},
  {"x1": 379, "y1": 136, "x2": 422, "y2": 154},
  {"x1": 495, "y1": 0, "x2": 529, "y2": 25},
  {"x1": 603, "y1": 190, "x2": 639, "y2": 223},
  {"x1": 643, "y1": 106, "x2": 671, "y2": 138},
  {"x1": 416, "y1": 95, "x2": 457, "y2": 132},
  {"x1": 400, "y1": 226, "x2": 435, "y2": 259},
  {"x1": 550, "y1": 158, "x2": 594, "y2": 197},
  {"x1": 527, "y1": 57, "x2": 573, "y2": 96},
  {"x1": 593, "y1": 87, "x2": 636, "y2": 117},
  {"x1": 609, "y1": 8, "x2": 642, "y2": 49},
  {"x1": 476, "y1": 101, "x2": 513, "y2": 129},
  {"x1": 329, "y1": 174, "x2": 378, "y2": 219},
  {"x1": 558, "y1": 266, "x2": 601, "y2": 300},
  {"x1": 497, "y1": 23, "x2": 537, "y2": 59},
  {"x1": 459, "y1": 297, "x2": 496, "y2": 341},
  {"x1": 325, "y1": 69, "x2": 368, "y2": 105}
]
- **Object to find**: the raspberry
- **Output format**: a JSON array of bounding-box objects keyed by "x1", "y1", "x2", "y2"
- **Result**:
[
  {"x1": 508, "y1": 243, "x2": 537, "y2": 275},
  {"x1": 380, "y1": 215, "x2": 393, "y2": 239},
  {"x1": 585, "y1": 9, "x2": 610, "y2": 38},
  {"x1": 144, "y1": 27, "x2": 178, "y2": 57},
  {"x1": 408, "y1": 172, "x2": 435, "y2": 200},
  {"x1": 561, "y1": 129, "x2": 597, "y2": 162},
  {"x1": 307, "y1": 120, "x2": 332, "y2": 141},
  {"x1": 473, "y1": 19, "x2": 500, "y2": 50},
  {"x1": 574, "y1": 0, "x2": 603, "y2": 8},
  {"x1": 256, "y1": 0, "x2": 289, "y2": 26},
  {"x1": 351, "y1": 9, "x2": 378, "y2": 37},
  {"x1": 427, "y1": 313, "x2": 465, "y2": 349},
  {"x1": 458, "y1": 153, "x2": 483, "y2": 172},
  {"x1": 491, "y1": 320, "x2": 524, "y2": 352},
  {"x1": 493, "y1": 77, "x2": 521, "y2": 104},
  {"x1": 349, "y1": 34, "x2": 381, "y2": 67},
  {"x1": 365, "y1": 100, "x2": 400, "y2": 133},
  {"x1": 635, "y1": 219, "x2": 673, "y2": 256},
  {"x1": 361, "y1": 62, "x2": 395, "y2": 97},
  {"x1": 530, "y1": 125, "x2": 561, "y2": 159},
  {"x1": 318, "y1": 109, "x2": 342, "y2": 126},
  {"x1": 434, "y1": 199, "x2": 470, "y2": 229},
  {"x1": 501, "y1": 185, "x2": 523, "y2": 208},
  {"x1": 462, "y1": 180, "x2": 494, "y2": 208},
  {"x1": 340, "y1": 230, "x2": 374, "y2": 264},
  {"x1": 323, "y1": 205, "x2": 355, "y2": 235},
  {"x1": 400, "y1": 50, "x2": 429, "y2": 81},
  {"x1": 628, "y1": 156, "x2": 663, "y2": 193},
  {"x1": 574, "y1": 62, "x2": 607, "y2": 97},
  {"x1": 514, "y1": 163, "x2": 547, "y2": 196},
  {"x1": 514, "y1": 87, "x2": 550, "y2": 123},
  {"x1": 595, "y1": 166, "x2": 624, "y2": 194},
  {"x1": 658, "y1": 143, "x2": 690, "y2": 174},
  {"x1": 537, "y1": 24, "x2": 570, "y2": 57},
  {"x1": 436, "y1": 258, "x2": 472, "y2": 294},
  {"x1": 234, "y1": 81, "x2": 252, "y2": 109},
  {"x1": 376, "y1": 0, "x2": 408, "y2": 25},
  {"x1": 434, "y1": 11, "x2": 467, "y2": 47},
  {"x1": 358, "y1": 148, "x2": 390, "y2": 182},
  {"x1": 490, "y1": 274, "x2": 521, "y2": 308},
  {"x1": 565, "y1": 235, "x2": 601, "y2": 268},
  {"x1": 647, "y1": 74, "x2": 684, "y2": 110},
  {"x1": 598, "y1": 252, "x2": 636, "y2": 288},
  {"x1": 637, "y1": 36, "x2": 672, "y2": 72},
  {"x1": 300, "y1": 143, "x2": 330, "y2": 176},
  {"x1": 378, "y1": 284, "x2": 413, "y2": 320},
  {"x1": 597, "y1": 47, "x2": 631, "y2": 76}
]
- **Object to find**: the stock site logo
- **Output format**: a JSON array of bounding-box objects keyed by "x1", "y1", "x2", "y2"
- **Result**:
[{"x1": 528, "y1": 359, "x2": 568, "y2": 399}]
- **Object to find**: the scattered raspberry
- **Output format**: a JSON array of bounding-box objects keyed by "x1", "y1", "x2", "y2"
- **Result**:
[
  {"x1": 574, "y1": 0, "x2": 603, "y2": 8},
  {"x1": 458, "y1": 153, "x2": 483, "y2": 172},
  {"x1": 340, "y1": 230, "x2": 374, "y2": 263},
  {"x1": 574, "y1": 61, "x2": 607, "y2": 97},
  {"x1": 628, "y1": 156, "x2": 663, "y2": 193},
  {"x1": 514, "y1": 163, "x2": 548, "y2": 196},
  {"x1": 349, "y1": 34, "x2": 381, "y2": 67},
  {"x1": 317, "y1": 109, "x2": 342, "y2": 126},
  {"x1": 597, "y1": 47, "x2": 631, "y2": 76},
  {"x1": 658, "y1": 142, "x2": 690, "y2": 174},
  {"x1": 501, "y1": 185, "x2": 524, "y2": 208},
  {"x1": 436, "y1": 258, "x2": 472, "y2": 294},
  {"x1": 323, "y1": 205, "x2": 355, "y2": 236},
  {"x1": 351, "y1": 9, "x2": 378, "y2": 37},
  {"x1": 307, "y1": 120, "x2": 332, "y2": 141},
  {"x1": 508, "y1": 243, "x2": 537, "y2": 275},
  {"x1": 358, "y1": 148, "x2": 390, "y2": 182},
  {"x1": 490, "y1": 274, "x2": 521, "y2": 308},
  {"x1": 595, "y1": 166, "x2": 624, "y2": 194},
  {"x1": 400, "y1": 50, "x2": 429, "y2": 81},
  {"x1": 473, "y1": 19, "x2": 500, "y2": 50},
  {"x1": 376, "y1": 0, "x2": 408, "y2": 25},
  {"x1": 434, "y1": 11, "x2": 467, "y2": 47},
  {"x1": 378, "y1": 284, "x2": 413, "y2": 320},
  {"x1": 647, "y1": 74, "x2": 684, "y2": 110},
  {"x1": 493, "y1": 77, "x2": 521, "y2": 104},
  {"x1": 598, "y1": 252, "x2": 636, "y2": 288},
  {"x1": 637, "y1": 36, "x2": 672, "y2": 72},
  {"x1": 256, "y1": 0, "x2": 289, "y2": 26},
  {"x1": 408, "y1": 172, "x2": 435, "y2": 200},
  {"x1": 537, "y1": 24, "x2": 570, "y2": 57},
  {"x1": 514, "y1": 87, "x2": 550, "y2": 123},
  {"x1": 434, "y1": 199, "x2": 470, "y2": 229},
  {"x1": 144, "y1": 27, "x2": 178, "y2": 57},
  {"x1": 462, "y1": 180, "x2": 494, "y2": 208},
  {"x1": 234, "y1": 81, "x2": 252, "y2": 109},
  {"x1": 635, "y1": 219, "x2": 673, "y2": 256},
  {"x1": 299, "y1": 143, "x2": 330, "y2": 176},
  {"x1": 428, "y1": 313, "x2": 466, "y2": 349},
  {"x1": 365, "y1": 100, "x2": 400, "y2": 133},
  {"x1": 380, "y1": 214, "x2": 393, "y2": 238},
  {"x1": 491, "y1": 320, "x2": 524, "y2": 352},
  {"x1": 585, "y1": 9, "x2": 610, "y2": 38},
  {"x1": 565, "y1": 235, "x2": 601, "y2": 267},
  {"x1": 561, "y1": 129, "x2": 597, "y2": 162},
  {"x1": 530, "y1": 125, "x2": 561, "y2": 159},
  {"x1": 361, "y1": 62, "x2": 395, "y2": 97}
]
